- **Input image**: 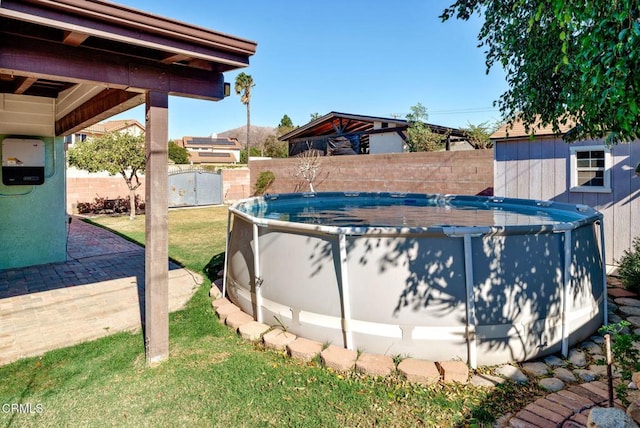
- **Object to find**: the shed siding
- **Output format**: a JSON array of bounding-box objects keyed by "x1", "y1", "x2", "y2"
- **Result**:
[
  {"x1": 516, "y1": 140, "x2": 530, "y2": 198},
  {"x1": 529, "y1": 142, "x2": 542, "y2": 200},
  {"x1": 495, "y1": 138, "x2": 640, "y2": 266},
  {"x1": 540, "y1": 141, "x2": 556, "y2": 201}
]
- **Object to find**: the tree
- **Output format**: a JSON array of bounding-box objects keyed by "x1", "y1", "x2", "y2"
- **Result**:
[
  {"x1": 262, "y1": 114, "x2": 295, "y2": 158},
  {"x1": 277, "y1": 114, "x2": 295, "y2": 135},
  {"x1": 405, "y1": 103, "x2": 446, "y2": 152},
  {"x1": 279, "y1": 114, "x2": 294, "y2": 129},
  {"x1": 239, "y1": 146, "x2": 262, "y2": 164},
  {"x1": 460, "y1": 121, "x2": 494, "y2": 149},
  {"x1": 234, "y1": 72, "x2": 255, "y2": 154},
  {"x1": 168, "y1": 140, "x2": 190, "y2": 164},
  {"x1": 441, "y1": 1, "x2": 640, "y2": 144},
  {"x1": 263, "y1": 135, "x2": 288, "y2": 158},
  {"x1": 68, "y1": 130, "x2": 145, "y2": 219},
  {"x1": 309, "y1": 112, "x2": 321, "y2": 121},
  {"x1": 294, "y1": 149, "x2": 322, "y2": 192}
]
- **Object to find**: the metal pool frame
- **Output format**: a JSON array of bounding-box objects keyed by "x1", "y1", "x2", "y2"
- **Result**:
[{"x1": 224, "y1": 192, "x2": 606, "y2": 367}]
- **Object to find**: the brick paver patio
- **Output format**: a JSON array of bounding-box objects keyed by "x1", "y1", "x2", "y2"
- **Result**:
[{"x1": 0, "y1": 217, "x2": 201, "y2": 366}]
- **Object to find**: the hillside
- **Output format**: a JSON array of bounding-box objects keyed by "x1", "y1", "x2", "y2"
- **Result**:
[{"x1": 217, "y1": 125, "x2": 276, "y2": 149}]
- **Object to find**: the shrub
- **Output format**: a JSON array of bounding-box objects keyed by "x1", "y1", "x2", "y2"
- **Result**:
[
  {"x1": 618, "y1": 237, "x2": 640, "y2": 293},
  {"x1": 76, "y1": 195, "x2": 145, "y2": 215},
  {"x1": 598, "y1": 321, "x2": 640, "y2": 404},
  {"x1": 254, "y1": 171, "x2": 275, "y2": 195}
]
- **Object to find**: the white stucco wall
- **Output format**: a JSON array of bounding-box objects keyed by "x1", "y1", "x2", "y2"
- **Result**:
[{"x1": 369, "y1": 132, "x2": 405, "y2": 154}]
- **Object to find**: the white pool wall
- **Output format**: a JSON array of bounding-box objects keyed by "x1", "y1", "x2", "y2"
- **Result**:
[{"x1": 225, "y1": 192, "x2": 605, "y2": 367}]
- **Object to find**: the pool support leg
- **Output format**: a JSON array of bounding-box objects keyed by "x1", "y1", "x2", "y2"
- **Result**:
[
  {"x1": 598, "y1": 220, "x2": 608, "y2": 326},
  {"x1": 463, "y1": 233, "x2": 478, "y2": 369},
  {"x1": 338, "y1": 233, "x2": 354, "y2": 350},
  {"x1": 253, "y1": 223, "x2": 263, "y2": 323},
  {"x1": 222, "y1": 209, "x2": 231, "y2": 298},
  {"x1": 561, "y1": 229, "x2": 572, "y2": 357}
]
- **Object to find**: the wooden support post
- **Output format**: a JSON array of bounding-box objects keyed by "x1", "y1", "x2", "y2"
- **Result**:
[
  {"x1": 144, "y1": 90, "x2": 169, "y2": 365},
  {"x1": 605, "y1": 334, "x2": 614, "y2": 407}
]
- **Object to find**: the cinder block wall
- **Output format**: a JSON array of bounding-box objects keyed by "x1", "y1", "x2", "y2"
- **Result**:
[
  {"x1": 249, "y1": 150, "x2": 494, "y2": 196},
  {"x1": 65, "y1": 151, "x2": 493, "y2": 213},
  {"x1": 221, "y1": 168, "x2": 250, "y2": 202},
  {"x1": 66, "y1": 168, "x2": 252, "y2": 213},
  {"x1": 66, "y1": 176, "x2": 142, "y2": 214}
]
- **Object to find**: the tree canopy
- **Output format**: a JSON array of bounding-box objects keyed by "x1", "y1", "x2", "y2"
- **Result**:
[
  {"x1": 168, "y1": 140, "x2": 190, "y2": 164},
  {"x1": 263, "y1": 135, "x2": 288, "y2": 158},
  {"x1": 235, "y1": 72, "x2": 255, "y2": 152},
  {"x1": 68, "y1": 130, "x2": 145, "y2": 219},
  {"x1": 279, "y1": 114, "x2": 293, "y2": 129},
  {"x1": 441, "y1": 0, "x2": 640, "y2": 143},
  {"x1": 309, "y1": 112, "x2": 321, "y2": 121},
  {"x1": 460, "y1": 121, "x2": 496, "y2": 149},
  {"x1": 405, "y1": 103, "x2": 445, "y2": 152}
]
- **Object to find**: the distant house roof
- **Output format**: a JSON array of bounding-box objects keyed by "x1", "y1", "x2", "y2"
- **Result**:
[
  {"x1": 280, "y1": 111, "x2": 469, "y2": 157},
  {"x1": 491, "y1": 117, "x2": 575, "y2": 140},
  {"x1": 179, "y1": 135, "x2": 242, "y2": 164},
  {"x1": 83, "y1": 119, "x2": 145, "y2": 135},
  {"x1": 181, "y1": 136, "x2": 242, "y2": 150},
  {"x1": 187, "y1": 151, "x2": 235, "y2": 163},
  {"x1": 279, "y1": 111, "x2": 466, "y2": 142}
]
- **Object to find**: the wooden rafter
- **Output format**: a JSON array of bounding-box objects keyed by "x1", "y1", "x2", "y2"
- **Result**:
[
  {"x1": 187, "y1": 59, "x2": 213, "y2": 71},
  {"x1": 55, "y1": 88, "x2": 143, "y2": 136},
  {"x1": 62, "y1": 30, "x2": 89, "y2": 47},
  {"x1": 396, "y1": 129, "x2": 408, "y2": 142},
  {"x1": 13, "y1": 76, "x2": 36, "y2": 94},
  {"x1": 160, "y1": 53, "x2": 192, "y2": 64}
]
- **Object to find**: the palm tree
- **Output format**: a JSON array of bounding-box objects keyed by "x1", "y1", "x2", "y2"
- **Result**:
[{"x1": 234, "y1": 72, "x2": 255, "y2": 157}]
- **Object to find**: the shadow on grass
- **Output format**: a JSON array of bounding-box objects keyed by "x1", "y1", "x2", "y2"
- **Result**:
[{"x1": 203, "y1": 251, "x2": 225, "y2": 284}]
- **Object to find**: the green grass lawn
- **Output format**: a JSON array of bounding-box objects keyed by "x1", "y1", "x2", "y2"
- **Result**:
[{"x1": 0, "y1": 206, "x2": 541, "y2": 427}]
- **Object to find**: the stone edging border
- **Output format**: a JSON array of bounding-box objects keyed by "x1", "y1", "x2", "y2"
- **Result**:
[
  {"x1": 210, "y1": 291, "x2": 467, "y2": 384},
  {"x1": 210, "y1": 277, "x2": 640, "y2": 427}
]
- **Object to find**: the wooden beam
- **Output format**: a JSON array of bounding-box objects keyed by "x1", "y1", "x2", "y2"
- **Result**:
[
  {"x1": 160, "y1": 53, "x2": 191, "y2": 64},
  {"x1": 287, "y1": 125, "x2": 409, "y2": 144},
  {"x1": 144, "y1": 90, "x2": 169, "y2": 365},
  {"x1": 0, "y1": 34, "x2": 226, "y2": 100},
  {"x1": 187, "y1": 59, "x2": 213, "y2": 71},
  {"x1": 331, "y1": 120, "x2": 340, "y2": 134},
  {"x1": 0, "y1": 0, "x2": 256, "y2": 62},
  {"x1": 55, "y1": 88, "x2": 143, "y2": 135},
  {"x1": 13, "y1": 76, "x2": 36, "y2": 94},
  {"x1": 62, "y1": 30, "x2": 89, "y2": 47},
  {"x1": 396, "y1": 129, "x2": 408, "y2": 142}
]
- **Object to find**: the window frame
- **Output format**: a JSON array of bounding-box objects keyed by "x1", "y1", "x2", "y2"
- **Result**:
[{"x1": 569, "y1": 145, "x2": 612, "y2": 193}]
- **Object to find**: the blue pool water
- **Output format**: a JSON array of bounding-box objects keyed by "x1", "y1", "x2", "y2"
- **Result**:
[{"x1": 238, "y1": 192, "x2": 587, "y2": 228}]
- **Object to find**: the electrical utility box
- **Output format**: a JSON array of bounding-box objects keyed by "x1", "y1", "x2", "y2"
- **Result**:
[{"x1": 1, "y1": 138, "x2": 45, "y2": 185}]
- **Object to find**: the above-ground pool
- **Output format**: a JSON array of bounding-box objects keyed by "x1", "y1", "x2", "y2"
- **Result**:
[{"x1": 224, "y1": 192, "x2": 606, "y2": 367}]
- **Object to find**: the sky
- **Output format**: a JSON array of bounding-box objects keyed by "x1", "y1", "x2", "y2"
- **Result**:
[{"x1": 111, "y1": 0, "x2": 508, "y2": 140}]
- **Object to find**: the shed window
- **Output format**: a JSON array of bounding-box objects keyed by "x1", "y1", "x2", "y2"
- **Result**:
[{"x1": 570, "y1": 145, "x2": 611, "y2": 193}]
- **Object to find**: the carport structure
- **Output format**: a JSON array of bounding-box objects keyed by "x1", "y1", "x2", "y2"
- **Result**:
[{"x1": 0, "y1": 0, "x2": 256, "y2": 363}]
